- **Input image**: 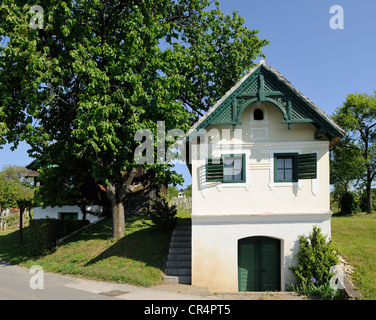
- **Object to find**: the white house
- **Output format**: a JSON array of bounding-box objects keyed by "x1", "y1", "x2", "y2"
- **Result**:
[{"x1": 184, "y1": 60, "x2": 345, "y2": 292}]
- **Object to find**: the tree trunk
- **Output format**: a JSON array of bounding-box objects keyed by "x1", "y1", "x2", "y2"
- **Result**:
[
  {"x1": 366, "y1": 174, "x2": 372, "y2": 213},
  {"x1": 19, "y1": 206, "x2": 24, "y2": 245},
  {"x1": 79, "y1": 204, "x2": 87, "y2": 221},
  {"x1": 106, "y1": 168, "x2": 137, "y2": 239},
  {"x1": 106, "y1": 182, "x2": 126, "y2": 239},
  {"x1": 112, "y1": 199, "x2": 125, "y2": 239}
]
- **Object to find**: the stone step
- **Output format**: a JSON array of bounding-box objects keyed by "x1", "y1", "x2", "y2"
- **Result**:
[
  {"x1": 166, "y1": 260, "x2": 191, "y2": 268},
  {"x1": 167, "y1": 254, "x2": 191, "y2": 261},
  {"x1": 164, "y1": 221, "x2": 192, "y2": 285},
  {"x1": 171, "y1": 235, "x2": 191, "y2": 242},
  {"x1": 172, "y1": 230, "x2": 191, "y2": 237},
  {"x1": 165, "y1": 268, "x2": 191, "y2": 276},
  {"x1": 168, "y1": 247, "x2": 191, "y2": 255},
  {"x1": 163, "y1": 275, "x2": 191, "y2": 285},
  {"x1": 170, "y1": 241, "x2": 191, "y2": 248},
  {"x1": 174, "y1": 225, "x2": 191, "y2": 232}
]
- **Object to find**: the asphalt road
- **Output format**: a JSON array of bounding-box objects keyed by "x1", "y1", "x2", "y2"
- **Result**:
[
  {"x1": 0, "y1": 260, "x2": 116, "y2": 300},
  {"x1": 0, "y1": 260, "x2": 215, "y2": 300}
]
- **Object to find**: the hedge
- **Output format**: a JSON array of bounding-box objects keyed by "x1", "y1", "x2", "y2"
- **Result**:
[{"x1": 27, "y1": 218, "x2": 90, "y2": 256}]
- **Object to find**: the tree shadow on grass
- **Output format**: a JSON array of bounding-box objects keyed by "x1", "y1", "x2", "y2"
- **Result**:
[
  {"x1": 84, "y1": 226, "x2": 172, "y2": 271},
  {"x1": 0, "y1": 227, "x2": 32, "y2": 265}
]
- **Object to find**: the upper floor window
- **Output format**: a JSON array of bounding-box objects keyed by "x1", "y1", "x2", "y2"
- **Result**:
[
  {"x1": 254, "y1": 108, "x2": 264, "y2": 120},
  {"x1": 206, "y1": 154, "x2": 246, "y2": 183},
  {"x1": 274, "y1": 153, "x2": 317, "y2": 183}
]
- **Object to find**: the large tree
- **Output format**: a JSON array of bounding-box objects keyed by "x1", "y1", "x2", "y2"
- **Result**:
[
  {"x1": 332, "y1": 92, "x2": 376, "y2": 213},
  {"x1": 0, "y1": 0, "x2": 268, "y2": 238}
]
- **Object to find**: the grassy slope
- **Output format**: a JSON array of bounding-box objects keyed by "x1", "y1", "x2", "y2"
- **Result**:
[
  {"x1": 331, "y1": 213, "x2": 376, "y2": 300},
  {"x1": 0, "y1": 216, "x2": 172, "y2": 287}
]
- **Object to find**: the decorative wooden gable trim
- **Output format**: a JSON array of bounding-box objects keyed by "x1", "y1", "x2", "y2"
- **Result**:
[{"x1": 187, "y1": 60, "x2": 345, "y2": 143}]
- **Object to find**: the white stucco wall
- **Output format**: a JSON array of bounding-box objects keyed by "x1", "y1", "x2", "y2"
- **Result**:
[
  {"x1": 190, "y1": 102, "x2": 333, "y2": 292},
  {"x1": 191, "y1": 213, "x2": 331, "y2": 292},
  {"x1": 33, "y1": 205, "x2": 102, "y2": 223}
]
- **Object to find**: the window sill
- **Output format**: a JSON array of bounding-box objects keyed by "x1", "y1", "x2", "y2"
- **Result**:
[
  {"x1": 216, "y1": 181, "x2": 251, "y2": 191},
  {"x1": 268, "y1": 181, "x2": 303, "y2": 190}
]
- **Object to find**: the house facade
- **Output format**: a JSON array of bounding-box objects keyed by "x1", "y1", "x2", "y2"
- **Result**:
[{"x1": 185, "y1": 60, "x2": 345, "y2": 292}]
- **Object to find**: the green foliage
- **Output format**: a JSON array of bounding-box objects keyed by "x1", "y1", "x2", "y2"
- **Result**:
[
  {"x1": 27, "y1": 218, "x2": 89, "y2": 256},
  {"x1": 291, "y1": 226, "x2": 338, "y2": 287},
  {"x1": 166, "y1": 185, "x2": 179, "y2": 201},
  {"x1": 0, "y1": 165, "x2": 34, "y2": 212},
  {"x1": 0, "y1": 0, "x2": 267, "y2": 238},
  {"x1": 332, "y1": 92, "x2": 376, "y2": 213},
  {"x1": 184, "y1": 184, "x2": 192, "y2": 197},
  {"x1": 289, "y1": 280, "x2": 342, "y2": 300},
  {"x1": 340, "y1": 191, "x2": 360, "y2": 215},
  {"x1": 145, "y1": 196, "x2": 178, "y2": 230}
]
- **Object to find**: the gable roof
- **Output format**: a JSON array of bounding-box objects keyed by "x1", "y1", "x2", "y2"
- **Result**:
[{"x1": 185, "y1": 60, "x2": 345, "y2": 144}]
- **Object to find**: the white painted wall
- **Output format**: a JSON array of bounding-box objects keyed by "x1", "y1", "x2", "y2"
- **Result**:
[
  {"x1": 33, "y1": 205, "x2": 102, "y2": 223},
  {"x1": 191, "y1": 213, "x2": 331, "y2": 292},
  {"x1": 190, "y1": 102, "x2": 333, "y2": 292}
]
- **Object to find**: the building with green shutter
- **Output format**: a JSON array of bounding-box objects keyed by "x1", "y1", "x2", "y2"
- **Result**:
[{"x1": 184, "y1": 60, "x2": 345, "y2": 292}]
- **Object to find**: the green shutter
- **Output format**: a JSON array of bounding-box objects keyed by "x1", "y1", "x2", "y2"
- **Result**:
[
  {"x1": 206, "y1": 157, "x2": 224, "y2": 182},
  {"x1": 297, "y1": 153, "x2": 317, "y2": 179}
]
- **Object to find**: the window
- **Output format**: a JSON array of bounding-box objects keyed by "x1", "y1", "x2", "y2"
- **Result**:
[
  {"x1": 274, "y1": 153, "x2": 298, "y2": 182},
  {"x1": 60, "y1": 212, "x2": 78, "y2": 220},
  {"x1": 206, "y1": 154, "x2": 246, "y2": 183},
  {"x1": 254, "y1": 108, "x2": 264, "y2": 120},
  {"x1": 223, "y1": 155, "x2": 245, "y2": 182},
  {"x1": 274, "y1": 153, "x2": 317, "y2": 183}
]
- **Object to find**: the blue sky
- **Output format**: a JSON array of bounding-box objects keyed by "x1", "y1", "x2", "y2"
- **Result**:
[{"x1": 1, "y1": 0, "x2": 376, "y2": 188}]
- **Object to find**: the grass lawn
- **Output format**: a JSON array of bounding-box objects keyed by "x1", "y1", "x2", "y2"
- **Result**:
[
  {"x1": 0, "y1": 215, "x2": 175, "y2": 287},
  {"x1": 331, "y1": 213, "x2": 376, "y2": 300}
]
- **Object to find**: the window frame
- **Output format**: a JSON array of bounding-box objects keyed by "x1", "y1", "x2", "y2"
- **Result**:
[
  {"x1": 222, "y1": 154, "x2": 246, "y2": 183},
  {"x1": 273, "y1": 153, "x2": 298, "y2": 183}
]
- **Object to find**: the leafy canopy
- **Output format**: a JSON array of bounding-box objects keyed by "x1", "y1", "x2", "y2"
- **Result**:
[{"x1": 0, "y1": 0, "x2": 268, "y2": 237}]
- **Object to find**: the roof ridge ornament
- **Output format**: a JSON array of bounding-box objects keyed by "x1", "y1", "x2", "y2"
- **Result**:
[{"x1": 258, "y1": 59, "x2": 267, "y2": 66}]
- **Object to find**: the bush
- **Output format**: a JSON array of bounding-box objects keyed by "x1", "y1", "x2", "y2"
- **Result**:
[
  {"x1": 27, "y1": 218, "x2": 89, "y2": 256},
  {"x1": 340, "y1": 191, "x2": 360, "y2": 215},
  {"x1": 291, "y1": 226, "x2": 338, "y2": 287},
  {"x1": 145, "y1": 196, "x2": 178, "y2": 230},
  {"x1": 289, "y1": 279, "x2": 342, "y2": 300}
]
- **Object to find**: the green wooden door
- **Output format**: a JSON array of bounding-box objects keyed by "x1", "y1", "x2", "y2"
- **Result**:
[{"x1": 238, "y1": 237, "x2": 280, "y2": 292}]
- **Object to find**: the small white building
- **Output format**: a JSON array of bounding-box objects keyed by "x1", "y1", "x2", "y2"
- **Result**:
[
  {"x1": 33, "y1": 205, "x2": 102, "y2": 223},
  {"x1": 184, "y1": 60, "x2": 345, "y2": 292}
]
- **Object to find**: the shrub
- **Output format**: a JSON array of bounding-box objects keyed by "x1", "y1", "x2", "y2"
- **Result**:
[
  {"x1": 145, "y1": 196, "x2": 178, "y2": 230},
  {"x1": 289, "y1": 279, "x2": 343, "y2": 300},
  {"x1": 291, "y1": 226, "x2": 338, "y2": 287},
  {"x1": 340, "y1": 191, "x2": 360, "y2": 215},
  {"x1": 27, "y1": 218, "x2": 89, "y2": 256}
]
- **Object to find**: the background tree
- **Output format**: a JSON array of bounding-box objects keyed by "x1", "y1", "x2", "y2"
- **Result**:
[
  {"x1": 332, "y1": 92, "x2": 376, "y2": 213},
  {"x1": 0, "y1": 0, "x2": 268, "y2": 238},
  {"x1": 184, "y1": 184, "x2": 192, "y2": 197},
  {"x1": 0, "y1": 165, "x2": 34, "y2": 232}
]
